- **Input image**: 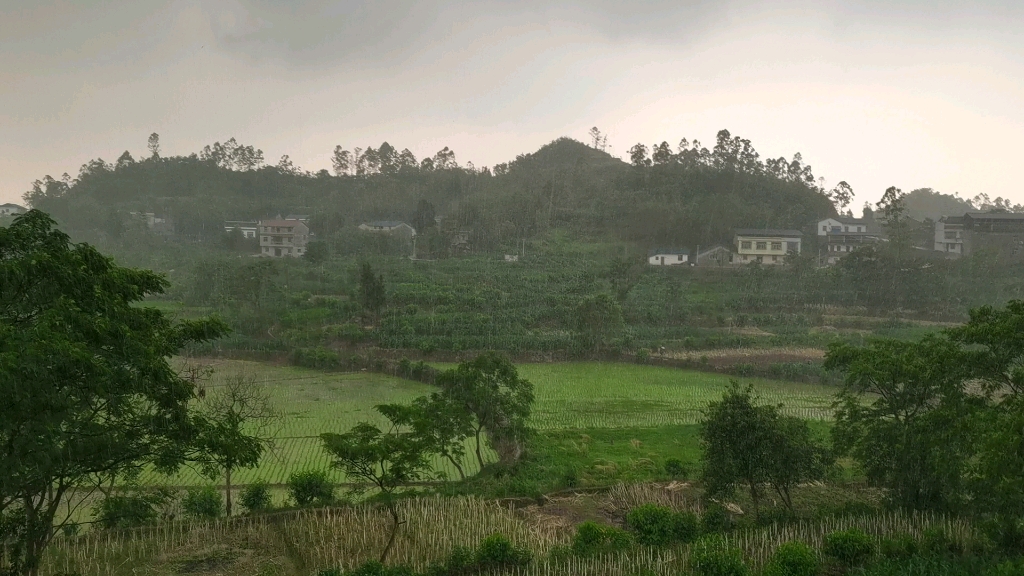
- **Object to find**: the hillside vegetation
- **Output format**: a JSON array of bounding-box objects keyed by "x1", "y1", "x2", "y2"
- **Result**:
[{"x1": 23, "y1": 130, "x2": 840, "y2": 252}]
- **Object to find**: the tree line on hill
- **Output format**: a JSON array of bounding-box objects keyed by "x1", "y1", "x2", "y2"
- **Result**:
[{"x1": 21, "y1": 129, "x2": 844, "y2": 257}]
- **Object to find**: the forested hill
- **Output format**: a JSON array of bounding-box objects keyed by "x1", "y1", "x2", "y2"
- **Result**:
[{"x1": 23, "y1": 130, "x2": 844, "y2": 252}]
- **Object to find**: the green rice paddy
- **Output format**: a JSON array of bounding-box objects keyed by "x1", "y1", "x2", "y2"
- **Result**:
[{"x1": 148, "y1": 359, "x2": 840, "y2": 487}]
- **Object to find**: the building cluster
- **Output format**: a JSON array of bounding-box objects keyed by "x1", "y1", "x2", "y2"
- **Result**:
[
  {"x1": 649, "y1": 210, "x2": 1024, "y2": 267},
  {"x1": 222, "y1": 216, "x2": 418, "y2": 258}
]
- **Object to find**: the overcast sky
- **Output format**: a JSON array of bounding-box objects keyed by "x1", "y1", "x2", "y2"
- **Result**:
[{"x1": 2, "y1": 0, "x2": 1022, "y2": 209}]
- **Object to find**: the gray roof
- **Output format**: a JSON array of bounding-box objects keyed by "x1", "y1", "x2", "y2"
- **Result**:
[
  {"x1": 964, "y1": 212, "x2": 1024, "y2": 221},
  {"x1": 366, "y1": 220, "x2": 409, "y2": 228},
  {"x1": 649, "y1": 248, "x2": 689, "y2": 256},
  {"x1": 735, "y1": 228, "x2": 803, "y2": 237},
  {"x1": 0, "y1": 203, "x2": 25, "y2": 209},
  {"x1": 824, "y1": 216, "x2": 869, "y2": 225}
]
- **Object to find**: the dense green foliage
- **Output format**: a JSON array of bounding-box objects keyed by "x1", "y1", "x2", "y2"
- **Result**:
[
  {"x1": 626, "y1": 504, "x2": 700, "y2": 546},
  {"x1": 287, "y1": 470, "x2": 336, "y2": 507},
  {"x1": 699, "y1": 384, "x2": 831, "y2": 513},
  {"x1": 0, "y1": 210, "x2": 228, "y2": 575},
  {"x1": 181, "y1": 486, "x2": 223, "y2": 520}
]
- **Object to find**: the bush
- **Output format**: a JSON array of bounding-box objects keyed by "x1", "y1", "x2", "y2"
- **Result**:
[
  {"x1": 879, "y1": 534, "x2": 919, "y2": 560},
  {"x1": 625, "y1": 504, "x2": 700, "y2": 546},
  {"x1": 288, "y1": 470, "x2": 335, "y2": 507},
  {"x1": 763, "y1": 541, "x2": 818, "y2": 576},
  {"x1": 181, "y1": 486, "x2": 222, "y2": 520},
  {"x1": 93, "y1": 490, "x2": 169, "y2": 530},
  {"x1": 239, "y1": 481, "x2": 273, "y2": 513},
  {"x1": 571, "y1": 521, "x2": 633, "y2": 556},
  {"x1": 823, "y1": 528, "x2": 874, "y2": 569},
  {"x1": 689, "y1": 536, "x2": 749, "y2": 576},
  {"x1": 474, "y1": 533, "x2": 532, "y2": 568},
  {"x1": 664, "y1": 458, "x2": 688, "y2": 478},
  {"x1": 701, "y1": 504, "x2": 734, "y2": 534},
  {"x1": 920, "y1": 526, "x2": 964, "y2": 557}
]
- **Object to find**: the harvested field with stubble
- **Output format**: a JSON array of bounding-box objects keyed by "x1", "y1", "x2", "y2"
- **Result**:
[{"x1": 40, "y1": 488, "x2": 975, "y2": 576}]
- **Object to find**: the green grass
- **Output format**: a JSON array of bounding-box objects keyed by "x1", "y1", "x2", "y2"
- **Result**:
[{"x1": 143, "y1": 359, "x2": 841, "y2": 489}]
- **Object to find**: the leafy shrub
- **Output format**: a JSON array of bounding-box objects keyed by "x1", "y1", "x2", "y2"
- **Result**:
[
  {"x1": 689, "y1": 536, "x2": 749, "y2": 576},
  {"x1": 93, "y1": 490, "x2": 171, "y2": 530},
  {"x1": 701, "y1": 504, "x2": 734, "y2": 534},
  {"x1": 763, "y1": 541, "x2": 818, "y2": 576},
  {"x1": 625, "y1": 504, "x2": 700, "y2": 546},
  {"x1": 823, "y1": 528, "x2": 874, "y2": 569},
  {"x1": 181, "y1": 486, "x2": 222, "y2": 519},
  {"x1": 755, "y1": 506, "x2": 796, "y2": 527},
  {"x1": 920, "y1": 527, "x2": 963, "y2": 557},
  {"x1": 474, "y1": 533, "x2": 532, "y2": 568},
  {"x1": 571, "y1": 521, "x2": 633, "y2": 556},
  {"x1": 287, "y1": 470, "x2": 335, "y2": 507},
  {"x1": 239, "y1": 481, "x2": 273, "y2": 513},
  {"x1": 879, "y1": 534, "x2": 919, "y2": 560},
  {"x1": 664, "y1": 458, "x2": 688, "y2": 478},
  {"x1": 980, "y1": 515, "x2": 1024, "y2": 554}
]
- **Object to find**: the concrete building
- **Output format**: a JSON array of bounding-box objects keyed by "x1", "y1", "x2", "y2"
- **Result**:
[
  {"x1": 224, "y1": 220, "x2": 259, "y2": 239},
  {"x1": 733, "y1": 229, "x2": 802, "y2": 265},
  {"x1": 648, "y1": 249, "x2": 689, "y2": 266},
  {"x1": 0, "y1": 203, "x2": 26, "y2": 217},
  {"x1": 934, "y1": 216, "x2": 965, "y2": 256},
  {"x1": 259, "y1": 218, "x2": 309, "y2": 257}
]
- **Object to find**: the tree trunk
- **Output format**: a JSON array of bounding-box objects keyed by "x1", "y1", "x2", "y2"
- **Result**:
[
  {"x1": 474, "y1": 425, "x2": 485, "y2": 470},
  {"x1": 380, "y1": 504, "x2": 404, "y2": 563},
  {"x1": 225, "y1": 466, "x2": 233, "y2": 517},
  {"x1": 446, "y1": 454, "x2": 466, "y2": 480}
]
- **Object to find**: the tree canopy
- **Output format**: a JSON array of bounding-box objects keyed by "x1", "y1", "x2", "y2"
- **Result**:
[{"x1": 0, "y1": 210, "x2": 228, "y2": 575}]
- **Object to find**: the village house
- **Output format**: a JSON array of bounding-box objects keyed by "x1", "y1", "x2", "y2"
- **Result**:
[
  {"x1": 259, "y1": 218, "x2": 309, "y2": 257},
  {"x1": 733, "y1": 229, "x2": 802, "y2": 265},
  {"x1": 695, "y1": 245, "x2": 731, "y2": 266},
  {"x1": 0, "y1": 203, "x2": 26, "y2": 217},
  {"x1": 224, "y1": 220, "x2": 259, "y2": 239},
  {"x1": 961, "y1": 212, "x2": 1024, "y2": 260},
  {"x1": 817, "y1": 216, "x2": 869, "y2": 235},
  {"x1": 648, "y1": 249, "x2": 689, "y2": 266},
  {"x1": 128, "y1": 211, "x2": 175, "y2": 235},
  {"x1": 358, "y1": 221, "x2": 416, "y2": 237},
  {"x1": 934, "y1": 215, "x2": 966, "y2": 256}
]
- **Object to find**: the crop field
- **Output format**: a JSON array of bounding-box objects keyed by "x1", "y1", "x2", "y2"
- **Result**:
[{"x1": 142, "y1": 359, "x2": 841, "y2": 487}]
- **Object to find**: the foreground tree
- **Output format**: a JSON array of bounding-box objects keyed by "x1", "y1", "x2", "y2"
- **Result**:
[
  {"x1": 321, "y1": 405, "x2": 432, "y2": 563},
  {"x1": 436, "y1": 353, "x2": 535, "y2": 468},
  {"x1": 824, "y1": 336, "x2": 980, "y2": 511},
  {"x1": 194, "y1": 372, "x2": 279, "y2": 517},
  {"x1": 700, "y1": 383, "x2": 830, "y2": 514},
  {"x1": 0, "y1": 210, "x2": 228, "y2": 575}
]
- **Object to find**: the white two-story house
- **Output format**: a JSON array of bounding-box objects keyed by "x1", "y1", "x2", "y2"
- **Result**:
[{"x1": 733, "y1": 229, "x2": 802, "y2": 265}]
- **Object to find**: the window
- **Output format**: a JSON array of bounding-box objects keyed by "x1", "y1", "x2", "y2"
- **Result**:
[
  {"x1": 844, "y1": 226, "x2": 849, "y2": 232},
  {"x1": 756, "y1": 256, "x2": 763, "y2": 263},
  {"x1": 822, "y1": 225, "x2": 827, "y2": 231},
  {"x1": 756, "y1": 242, "x2": 767, "y2": 250},
  {"x1": 771, "y1": 242, "x2": 782, "y2": 251},
  {"x1": 262, "y1": 237, "x2": 268, "y2": 242},
  {"x1": 677, "y1": 255, "x2": 684, "y2": 261},
  {"x1": 857, "y1": 226, "x2": 864, "y2": 232},
  {"x1": 772, "y1": 256, "x2": 778, "y2": 262},
  {"x1": 741, "y1": 241, "x2": 751, "y2": 250}
]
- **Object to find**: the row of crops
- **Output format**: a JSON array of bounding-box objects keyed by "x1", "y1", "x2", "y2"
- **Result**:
[{"x1": 133, "y1": 359, "x2": 839, "y2": 487}]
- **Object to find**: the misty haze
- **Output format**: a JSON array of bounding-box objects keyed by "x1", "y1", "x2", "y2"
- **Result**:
[{"x1": 2, "y1": 2, "x2": 1024, "y2": 576}]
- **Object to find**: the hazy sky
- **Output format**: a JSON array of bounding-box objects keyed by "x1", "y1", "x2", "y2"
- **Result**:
[{"x1": 2, "y1": 0, "x2": 1022, "y2": 209}]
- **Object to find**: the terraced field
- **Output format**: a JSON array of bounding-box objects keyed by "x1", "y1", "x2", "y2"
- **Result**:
[{"x1": 144, "y1": 359, "x2": 840, "y2": 487}]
